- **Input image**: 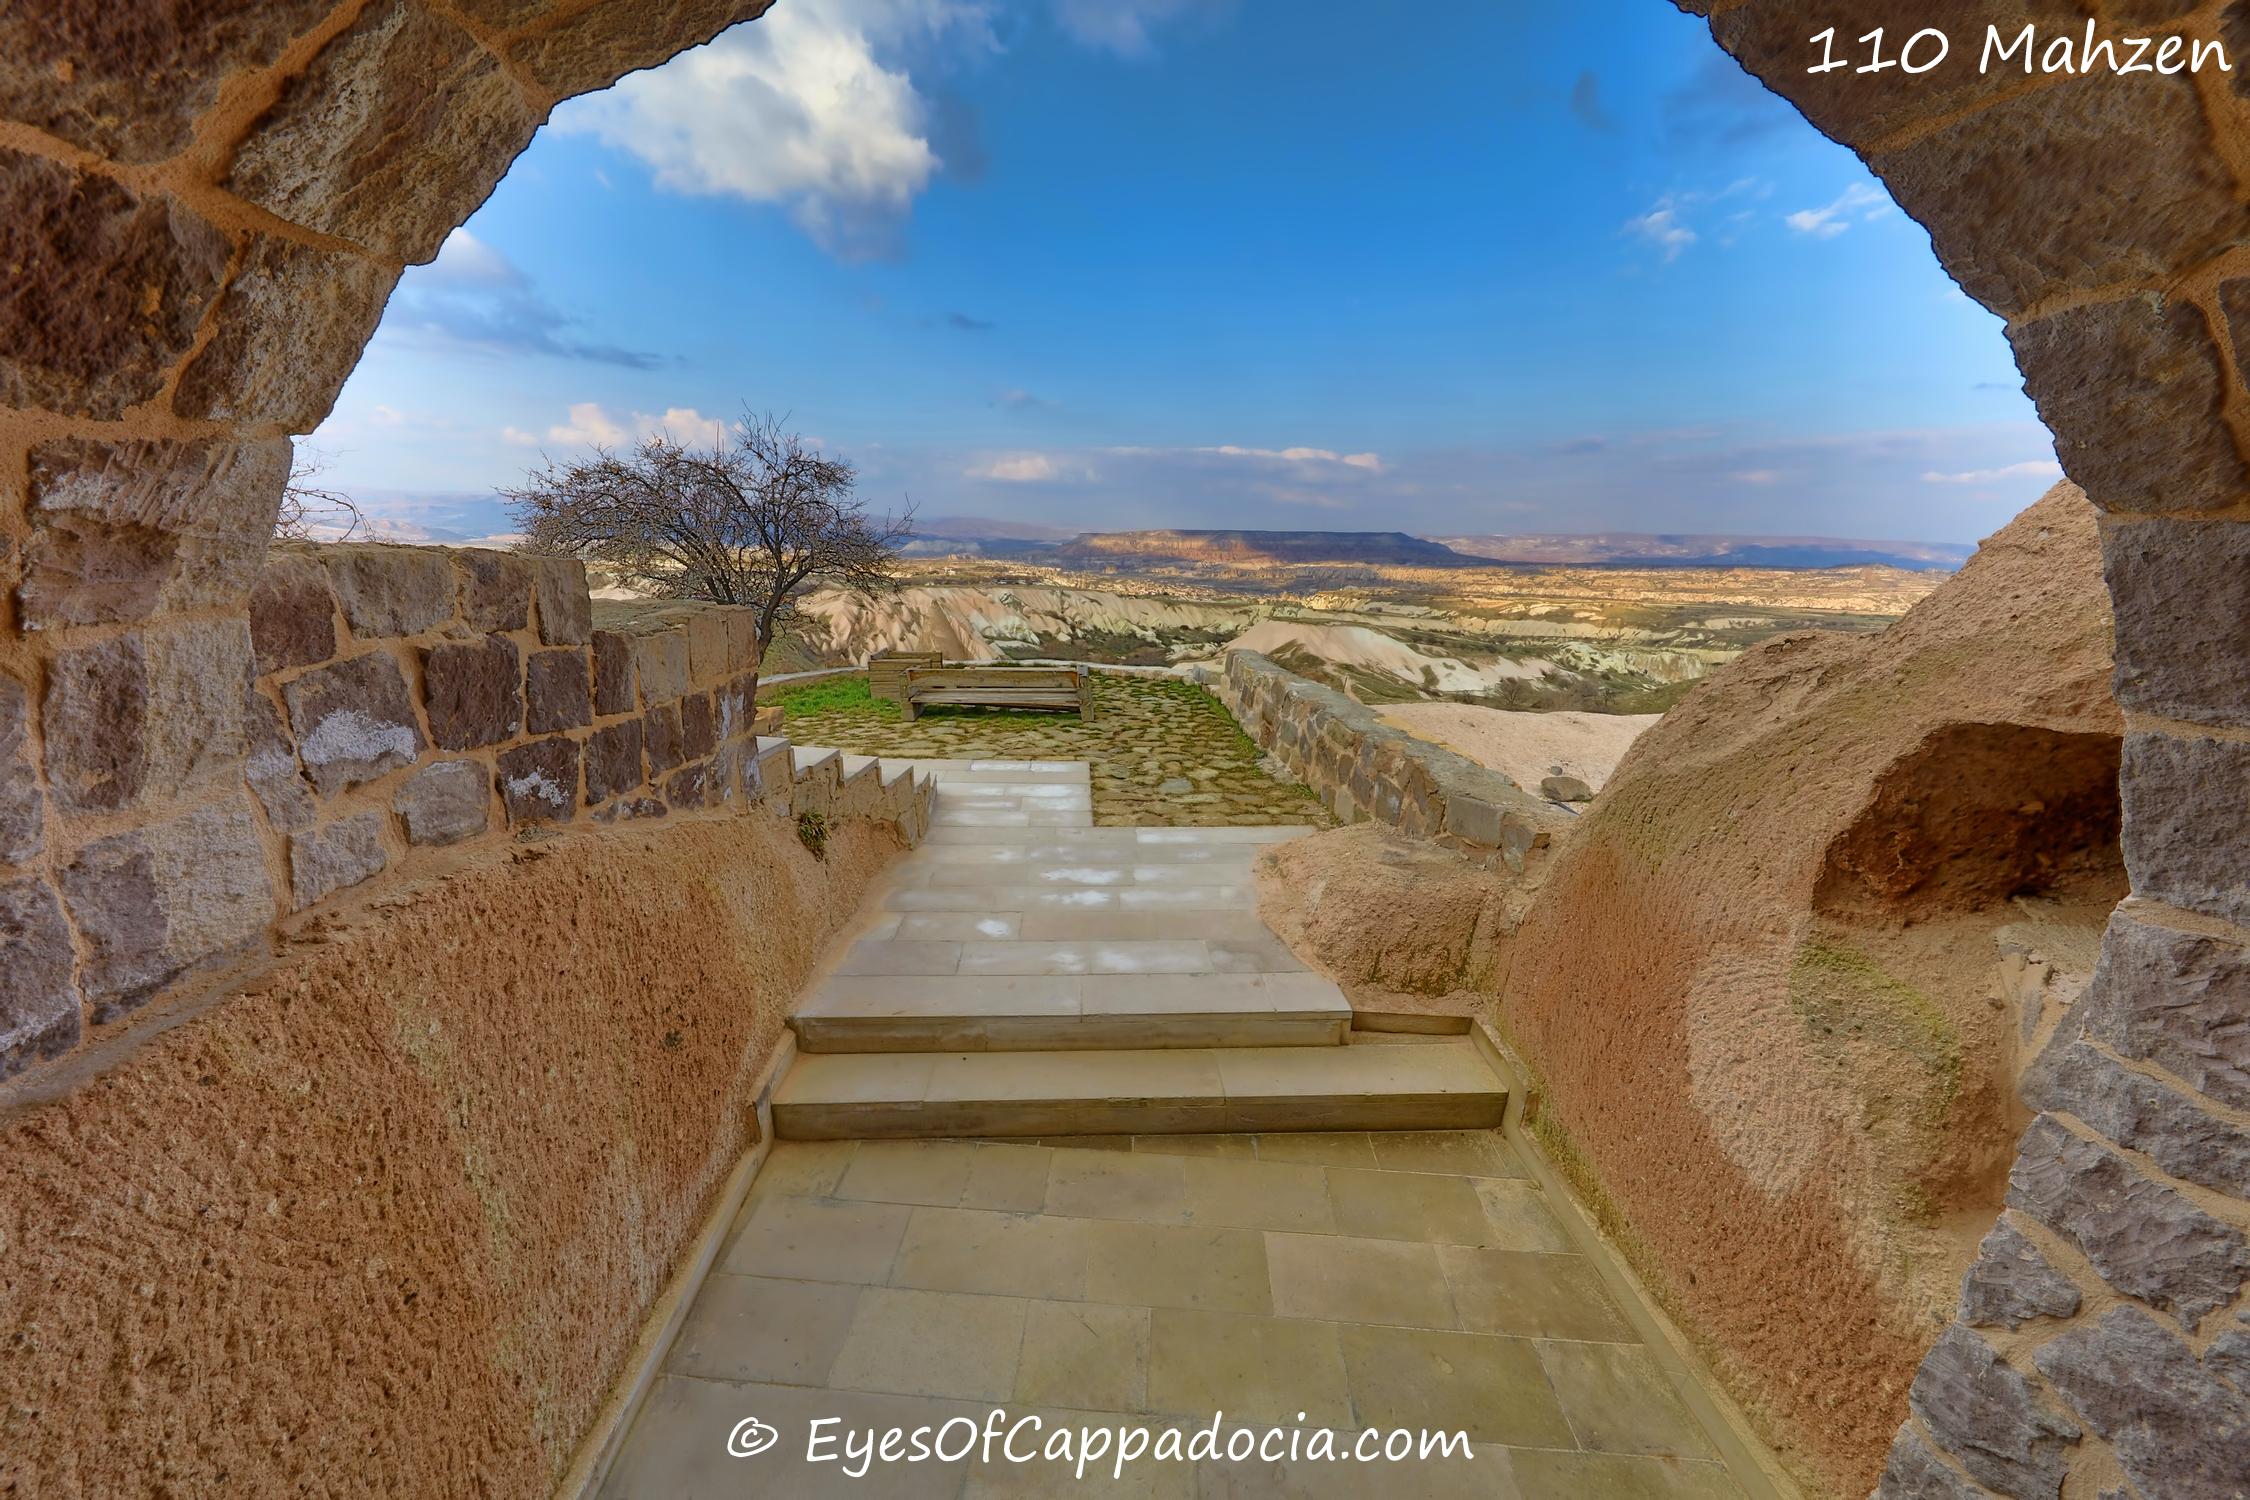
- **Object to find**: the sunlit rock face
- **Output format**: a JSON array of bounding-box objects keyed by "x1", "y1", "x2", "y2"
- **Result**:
[{"x1": 1500, "y1": 486, "x2": 2127, "y2": 1490}]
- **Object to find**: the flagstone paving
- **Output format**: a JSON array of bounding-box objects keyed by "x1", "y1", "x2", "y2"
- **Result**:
[
  {"x1": 599, "y1": 1133, "x2": 1750, "y2": 1499},
  {"x1": 595, "y1": 758, "x2": 1755, "y2": 1498},
  {"x1": 776, "y1": 767, "x2": 1499, "y2": 1136},
  {"x1": 762, "y1": 673, "x2": 1330, "y2": 827}
]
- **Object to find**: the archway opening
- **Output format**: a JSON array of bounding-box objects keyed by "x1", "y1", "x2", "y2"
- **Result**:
[{"x1": 3, "y1": 5, "x2": 2245, "y2": 1500}]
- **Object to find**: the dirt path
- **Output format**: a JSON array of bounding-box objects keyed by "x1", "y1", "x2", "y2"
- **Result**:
[{"x1": 1377, "y1": 704, "x2": 1660, "y2": 791}]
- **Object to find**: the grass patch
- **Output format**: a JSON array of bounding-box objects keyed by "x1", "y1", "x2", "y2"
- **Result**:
[
  {"x1": 755, "y1": 669, "x2": 1329, "y2": 827},
  {"x1": 768, "y1": 673, "x2": 896, "y2": 719}
]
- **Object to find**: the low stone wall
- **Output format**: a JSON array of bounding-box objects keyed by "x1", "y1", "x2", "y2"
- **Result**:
[
  {"x1": 1211, "y1": 650, "x2": 1570, "y2": 871},
  {"x1": 3, "y1": 542, "x2": 930, "y2": 1091}
]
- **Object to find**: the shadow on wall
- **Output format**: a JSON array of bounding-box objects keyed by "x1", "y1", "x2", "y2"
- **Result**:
[{"x1": 1814, "y1": 723, "x2": 2123, "y2": 923}]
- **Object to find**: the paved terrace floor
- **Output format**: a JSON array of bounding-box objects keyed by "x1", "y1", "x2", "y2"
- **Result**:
[
  {"x1": 597, "y1": 761, "x2": 1757, "y2": 1497},
  {"x1": 765, "y1": 675, "x2": 1331, "y2": 826},
  {"x1": 602, "y1": 1134, "x2": 1747, "y2": 1499}
]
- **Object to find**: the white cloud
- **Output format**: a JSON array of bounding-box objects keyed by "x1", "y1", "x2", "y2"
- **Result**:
[
  {"x1": 554, "y1": 0, "x2": 991, "y2": 257},
  {"x1": 501, "y1": 426, "x2": 540, "y2": 447},
  {"x1": 1920, "y1": 459, "x2": 2064, "y2": 486},
  {"x1": 1626, "y1": 199, "x2": 1697, "y2": 261},
  {"x1": 1205, "y1": 445, "x2": 1383, "y2": 472},
  {"x1": 1052, "y1": 0, "x2": 1209, "y2": 56},
  {"x1": 547, "y1": 403, "x2": 631, "y2": 446},
  {"x1": 1786, "y1": 183, "x2": 1892, "y2": 239},
  {"x1": 381, "y1": 228, "x2": 666, "y2": 368},
  {"x1": 1625, "y1": 179, "x2": 1773, "y2": 262},
  {"x1": 968, "y1": 452, "x2": 1063, "y2": 481},
  {"x1": 1730, "y1": 469, "x2": 1781, "y2": 485},
  {"x1": 420, "y1": 228, "x2": 521, "y2": 288},
  {"x1": 543, "y1": 402, "x2": 730, "y2": 450}
]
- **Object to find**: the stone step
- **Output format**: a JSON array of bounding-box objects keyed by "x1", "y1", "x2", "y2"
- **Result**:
[
  {"x1": 790, "y1": 971, "x2": 1353, "y2": 1053},
  {"x1": 789, "y1": 745, "x2": 839, "y2": 778},
  {"x1": 922, "y1": 823, "x2": 1314, "y2": 846},
  {"x1": 770, "y1": 1038, "x2": 1507, "y2": 1140}
]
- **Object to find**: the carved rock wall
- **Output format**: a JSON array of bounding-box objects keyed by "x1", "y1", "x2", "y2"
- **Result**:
[
  {"x1": 1, "y1": 808, "x2": 901, "y2": 1496},
  {"x1": 1675, "y1": 7, "x2": 2250, "y2": 1496}
]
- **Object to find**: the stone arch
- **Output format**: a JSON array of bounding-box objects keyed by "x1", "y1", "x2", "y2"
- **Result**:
[{"x1": 1, "y1": 2, "x2": 2245, "y2": 1496}]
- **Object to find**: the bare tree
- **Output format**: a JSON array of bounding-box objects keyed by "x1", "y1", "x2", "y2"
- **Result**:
[
  {"x1": 273, "y1": 450, "x2": 365, "y2": 541},
  {"x1": 505, "y1": 413, "x2": 913, "y2": 647}
]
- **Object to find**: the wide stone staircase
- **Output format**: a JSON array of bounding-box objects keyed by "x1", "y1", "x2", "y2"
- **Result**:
[{"x1": 773, "y1": 758, "x2": 1509, "y2": 1139}]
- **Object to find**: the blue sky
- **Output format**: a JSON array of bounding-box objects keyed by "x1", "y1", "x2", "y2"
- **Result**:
[{"x1": 310, "y1": 0, "x2": 2060, "y2": 546}]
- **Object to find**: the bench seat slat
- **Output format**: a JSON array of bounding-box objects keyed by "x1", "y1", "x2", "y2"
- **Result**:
[{"x1": 899, "y1": 664, "x2": 1094, "y2": 722}]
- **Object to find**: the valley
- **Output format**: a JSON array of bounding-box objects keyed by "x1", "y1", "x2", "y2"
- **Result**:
[{"x1": 760, "y1": 531, "x2": 1948, "y2": 713}]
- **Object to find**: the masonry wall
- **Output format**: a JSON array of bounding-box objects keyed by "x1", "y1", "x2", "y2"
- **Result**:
[
  {"x1": 4, "y1": 2, "x2": 2250, "y2": 1495},
  {"x1": 2, "y1": 538, "x2": 931, "y2": 1091},
  {"x1": 1212, "y1": 649, "x2": 1572, "y2": 873}
]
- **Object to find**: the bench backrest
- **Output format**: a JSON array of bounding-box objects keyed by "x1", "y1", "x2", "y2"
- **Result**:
[
  {"x1": 868, "y1": 649, "x2": 943, "y2": 702},
  {"x1": 905, "y1": 666, "x2": 1082, "y2": 694}
]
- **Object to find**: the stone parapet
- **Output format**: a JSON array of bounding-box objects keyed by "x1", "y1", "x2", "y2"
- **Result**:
[
  {"x1": 0, "y1": 542, "x2": 932, "y2": 1090},
  {"x1": 1210, "y1": 650, "x2": 1569, "y2": 872}
]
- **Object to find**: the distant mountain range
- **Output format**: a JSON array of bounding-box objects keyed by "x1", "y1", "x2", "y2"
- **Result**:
[
  {"x1": 909, "y1": 514, "x2": 1079, "y2": 543},
  {"x1": 911, "y1": 523, "x2": 1968, "y2": 572},
  {"x1": 1045, "y1": 530, "x2": 1494, "y2": 568},
  {"x1": 1428, "y1": 532, "x2": 1971, "y2": 571},
  {"x1": 899, "y1": 515, "x2": 1079, "y2": 556},
  {"x1": 336, "y1": 494, "x2": 1969, "y2": 574}
]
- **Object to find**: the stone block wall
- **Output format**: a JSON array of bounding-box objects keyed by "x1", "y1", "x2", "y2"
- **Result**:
[
  {"x1": 2, "y1": 539, "x2": 934, "y2": 1091},
  {"x1": 1212, "y1": 650, "x2": 1571, "y2": 872}
]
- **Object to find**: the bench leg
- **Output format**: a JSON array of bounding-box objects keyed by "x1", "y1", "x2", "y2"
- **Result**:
[{"x1": 901, "y1": 697, "x2": 917, "y2": 723}]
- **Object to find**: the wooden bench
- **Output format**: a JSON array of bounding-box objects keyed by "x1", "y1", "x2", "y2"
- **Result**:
[
  {"x1": 901, "y1": 666, "x2": 1094, "y2": 722},
  {"x1": 868, "y1": 648, "x2": 942, "y2": 704}
]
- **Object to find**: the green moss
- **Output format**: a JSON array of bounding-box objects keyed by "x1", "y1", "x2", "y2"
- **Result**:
[
  {"x1": 1787, "y1": 938, "x2": 1963, "y2": 1125},
  {"x1": 1529, "y1": 1111, "x2": 1639, "y2": 1254}
]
